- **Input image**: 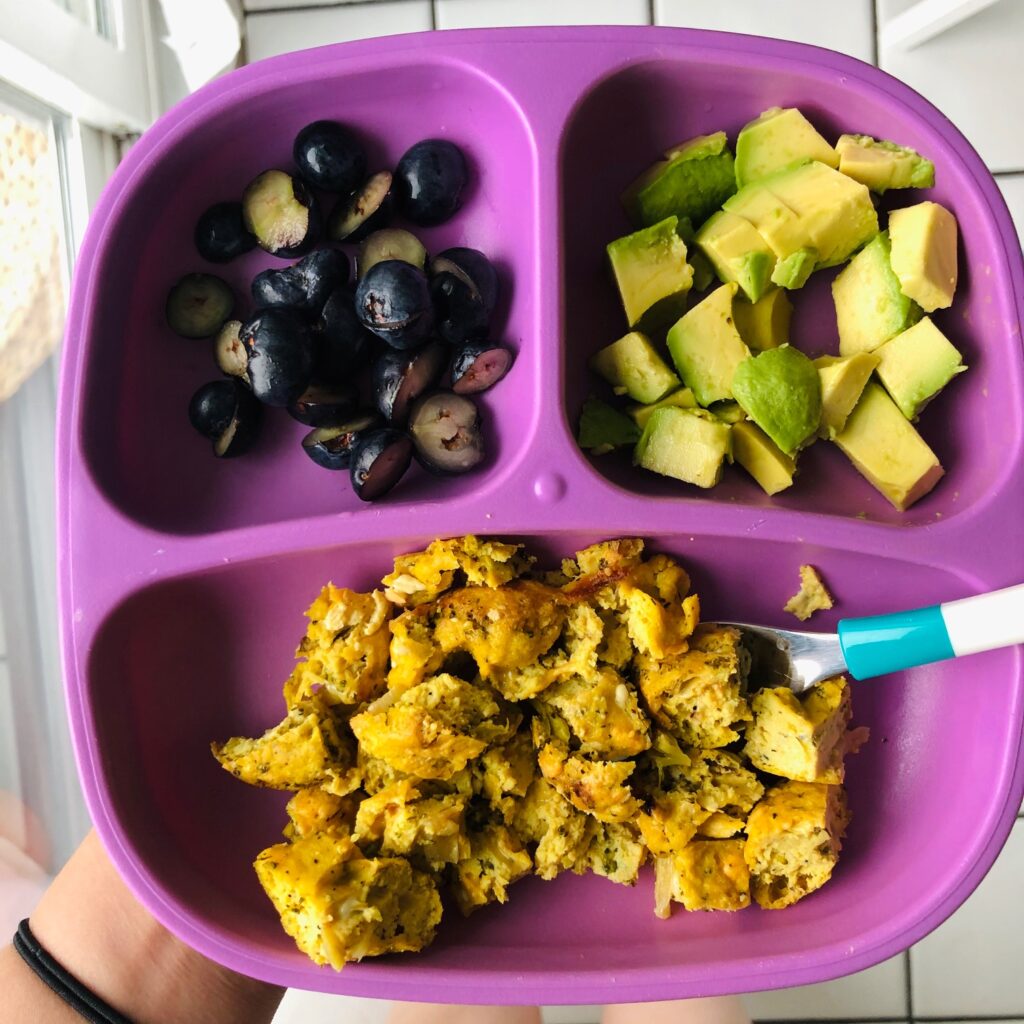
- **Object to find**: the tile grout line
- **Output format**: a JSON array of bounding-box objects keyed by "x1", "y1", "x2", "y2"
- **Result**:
[
  {"x1": 870, "y1": 0, "x2": 880, "y2": 66},
  {"x1": 647, "y1": 0, "x2": 656, "y2": 26},
  {"x1": 429, "y1": 0, "x2": 436, "y2": 30},
  {"x1": 905, "y1": 947, "x2": 915, "y2": 1023}
]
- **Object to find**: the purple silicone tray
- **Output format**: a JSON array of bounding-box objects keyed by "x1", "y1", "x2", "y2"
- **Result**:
[{"x1": 57, "y1": 27, "x2": 1024, "y2": 1004}]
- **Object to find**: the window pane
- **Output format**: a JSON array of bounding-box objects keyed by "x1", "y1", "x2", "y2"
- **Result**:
[{"x1": 0, "y1": 101, "x2": 67, "y2": 402}]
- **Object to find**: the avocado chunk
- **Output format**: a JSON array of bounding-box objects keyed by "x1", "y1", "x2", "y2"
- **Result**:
[
  {"x1": 874, "y1": 316, "x2": 966, "y2": 420},
  {"x1": 770, "y1": 247, "x2": 818, "y2": 289},
  {"x1": 836, "y1": 134, "x2": 934, "y2": 193},
  {"x1": 833, "y1": 232, "x2": 922, "y2": 355},
  {"x1": 664, "y1": 131, "x2": 728, "y2": 162},
  {"x1": 833, "y1": 382, "x2": 944, "y2": 510},
  {"x1": 688, "y1": 248, "x2": 716, "y2": 293},
  {"x1": 589, "y1": 330, "x2": 680, "y2": 404},
  {"x1": 732, "y1": 420, "x2": 797, "y2": 495},
  {"x1": 622, "y1": 136, "x2": 737, "y2": 231},
  {"x1": 607, "y1": 217, "x2": 694, "y2": 334},
  {"x1": 734, "y1": 107, "x2": 839, "y2": 187},
  {"x1": 814, "y1": 352, "x2": 879, "y2": 438},
  {"x1": 695, "y1": 211, "x2": 776, "y2": 302},
  {"x1": 724, "y1": 178, "x2": 814, "y2": 260},
  {"x1": 732, "y1": 345, "x2": 821, "y2": 455},
  {"x1": 577, "y1": 395, "x2": 643, "y2": 454},
  {"x1": 666, "y1": 283, "x2": 751, "y2": 406},
  {"x1": 626, "y1": 387, "x2": 697, "y2": 428},
  {"x1": 734, "y1": 290, "x2": 792, "y2": 351},
  {"x1": 710, "y1": 400, "x2": 747, "y2": 424},
  {"x1": 634, "y1": 407, "x2": 732, "y2": 488},
  {"x1": 762, "y1": 160, "x2": 879, "y2": 267},
  {"x1": 888, "y1": 201, "x2": 959, "y2": 312}
]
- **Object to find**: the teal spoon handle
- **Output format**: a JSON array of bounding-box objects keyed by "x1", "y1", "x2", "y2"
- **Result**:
[{"x1": 838, "y1": 583, "x2": 1024, "y2": 680}]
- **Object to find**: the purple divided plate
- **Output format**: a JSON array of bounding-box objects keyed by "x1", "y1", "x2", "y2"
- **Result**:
[{"x1": 58, "y1": 27, "x2": 1024, "y2": 1004}]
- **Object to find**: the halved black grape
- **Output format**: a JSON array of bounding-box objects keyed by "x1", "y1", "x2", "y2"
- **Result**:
[
  {"x1": 350, "y1": 428, "x2": 413, "y2": 501},
  {"x1": 301, "y1": 411, "x2": 382, "y2": 470},
  {"x1": 316, "y1": 287, "x2": 378, "y2": 382},
  {"x1": 394, "y1": 139, "x2": 467, "y2": 226},
  {"x1": 435, "y1": 247, "x2": 498, "y2": 315},
  {"x1": 194, "y1": 202, "x2": 256, "y2": 263},
  {"x1": 357, "y1": 229, "x2": 427, "y2": 278},
  {"x1": 293, "y1": 120, "x2": 366, "y2": 193},
  {"x1": 252, "y1": 248, "x2": 349, "y2": 313},
  {"x1": 327, "y1": 171, "x2": 393, "y2": 243},
  {"x1": 355, "y1": 259, "x2": 433, "y2": 350},
  {"x1": 188, "y1": 379, "x2": 262, "y2": 457},
  {"x1": 242, "y1": 169, "x2": 320, "y2": 257},
  {"x1": 408, "y1": 391, "x2": 484, "y2": 474},
  {"x1": 450, "y1": 341, "x2": 514, "y2": 394},
  {"x1": 287, "y1": 381, "x2": 358, "y2": 427},
  {"x1": 213, "y1": 320, "x2": 249, "y2": 383},
  {"x1": 241, "y1": 308, "x2": 315, "y2": 406},
  {"x1": 372, "y1": 342, "x2": 446, "y2": 425},
  {"x1": 166, "y1": 273, "x2": 234, "y2": 339}
]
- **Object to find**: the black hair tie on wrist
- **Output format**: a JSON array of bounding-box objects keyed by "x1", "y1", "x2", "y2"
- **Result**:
[{"x1": 13, "y1": 918, "x2": 133, "y2": 1024}]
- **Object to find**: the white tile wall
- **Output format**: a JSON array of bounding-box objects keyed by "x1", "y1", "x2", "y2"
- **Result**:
[
  {"x1": 879, "y1": 0, "x2": 1024, "y2": 173},
  {"x1": 246, "y1": 1, "x2": 432, "y2": 61},
  {"x1": 435, "y1": 0, "x2": 649, "y2": 30},
  {"x1": 743, "y1": 953, "x2": 907, "y2": 1021},
  {"x1": 653, "y1": 0, "x2": 876, "y2": 62},
  {"x1": 911, "y1": 820, "x2": 1024, "y2": 1017},
  {"x1": 244, "y1": 3, "x2": 1020, "y2": 1022}
]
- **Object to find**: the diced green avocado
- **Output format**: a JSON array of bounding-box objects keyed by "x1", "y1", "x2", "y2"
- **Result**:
[
  {"x1": 724, "y1": 176, "x2": 815, "y2": 260},
  {"x1": 734, "y1": 107, "x2": 839, "y2": 187},
  {"x1": 762, "y1": 160, "x2": 879, "y2": 267},
  {"x1": 634, "y1": 407, "x2": 732, "y2": 488},
  {"x1": 874, "y1": 316, "x2": 966, "y2": 420},
  {"x1": 814, "y1": 352, "x2": 879, "y2": 438},
  {"x1": 622, "y1": 146, "x2": 737, "y2": 231},
  {"x1": 833, "y1": 382, "x2": 944, "y2": 510},
  {"x1": 607, "y1": 216, "x2": 694, "y2": 335},
  {"x1": 733, "y1": 290, "x2": 792, "y2": 351},
  {"x1": 664, "y1": 131, "x2": 728, "y2": 162},
  {"x1": 626, "y1": 387, "x2": 697, "y2": 428},
  {"x1": 833, "y1": 232, "x2": 922, "y2": 356},
  {"x1": 589, "y1": 331, "x2": 680, "y2": 404},
  {"x1": 695, "y1": 210, "x2": 776, "y2": 302},
  {"x1": 732, "y1": 345, "x2": 821, "y2": 455},
  {"x1": 888, "y1": 201, "x2": 958, "y2": 312},
  {"x1": 577, "y1": 395, "x2": 642, "y2": 454},
  {"x1": 770, "y1": 247, "x2": 818, "y2": 289},
  {"x1": 836, "y1": 134, "x2": 935, "y2": 192},
  {"x1": 666, "y1": 283, "x2": 751, "y2": 406},
  {"x1": 688, "y1": 248, "x2": 716, "y2": 292},
  {"x1": 732, "y1": 420, "x2": 797, "y2": 495},
  {"x1": 710, "y1": 400, "x2": 747, "y2": 424}
]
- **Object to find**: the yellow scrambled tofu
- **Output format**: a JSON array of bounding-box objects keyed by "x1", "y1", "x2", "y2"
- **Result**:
[
  {"x1": 255, "y1": 831, "x2": 441, "y2": 968},
  {"x1": 784, "y1": 564, "x2": 834, "y2": 621},
  {"x1": 382, "y1": 535, "x2": 533, "y2": 608},
  {"x1": 654, "y1": 839, "x2": 751, "y2": 916},
  {"x1": 636, "y1": 624, "x2": 752, "y2": 748},
  {"x1": 449, "y1": 822, "x2": 533, "y2": 915},
  {"x1": 744, "y1": 780, "x2": 850, "y2": 909},
  {"x1": 285, "y1": 586, "x2": 391, "y2": 708},
  {"x1": 217, "y1": 535, "x2": 868, "y2": 969},
  {"x1": 511, "y1": 778, "x2": 593, "y2": 880},
  {"x1": 283, "y1": 788, "x2": 358, "y2": 840},
  {"x1": 744, "y1": 677, "x2": 854, "y2": 783},
  {"x1": 537, "y1": 664, "x2": 651, "y2": 760},
  {"x1": 350, "y1": 674, "x2": 518, "y2": 781},
  {"x1": 212, "y1": 697, "x2": 359, "y2": 795},
  {"x1": 353, "y1": 778, "x2": 469, "y2": 869}
]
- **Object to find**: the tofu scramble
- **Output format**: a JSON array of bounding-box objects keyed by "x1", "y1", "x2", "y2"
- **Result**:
[{"x1": 213, "y1": 536, "x2": 867, "y2": 969}]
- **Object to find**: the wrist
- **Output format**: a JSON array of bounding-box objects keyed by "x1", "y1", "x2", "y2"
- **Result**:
[{"x1": 29, "y1": 831, "x2": 282, "y2": 1024}]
